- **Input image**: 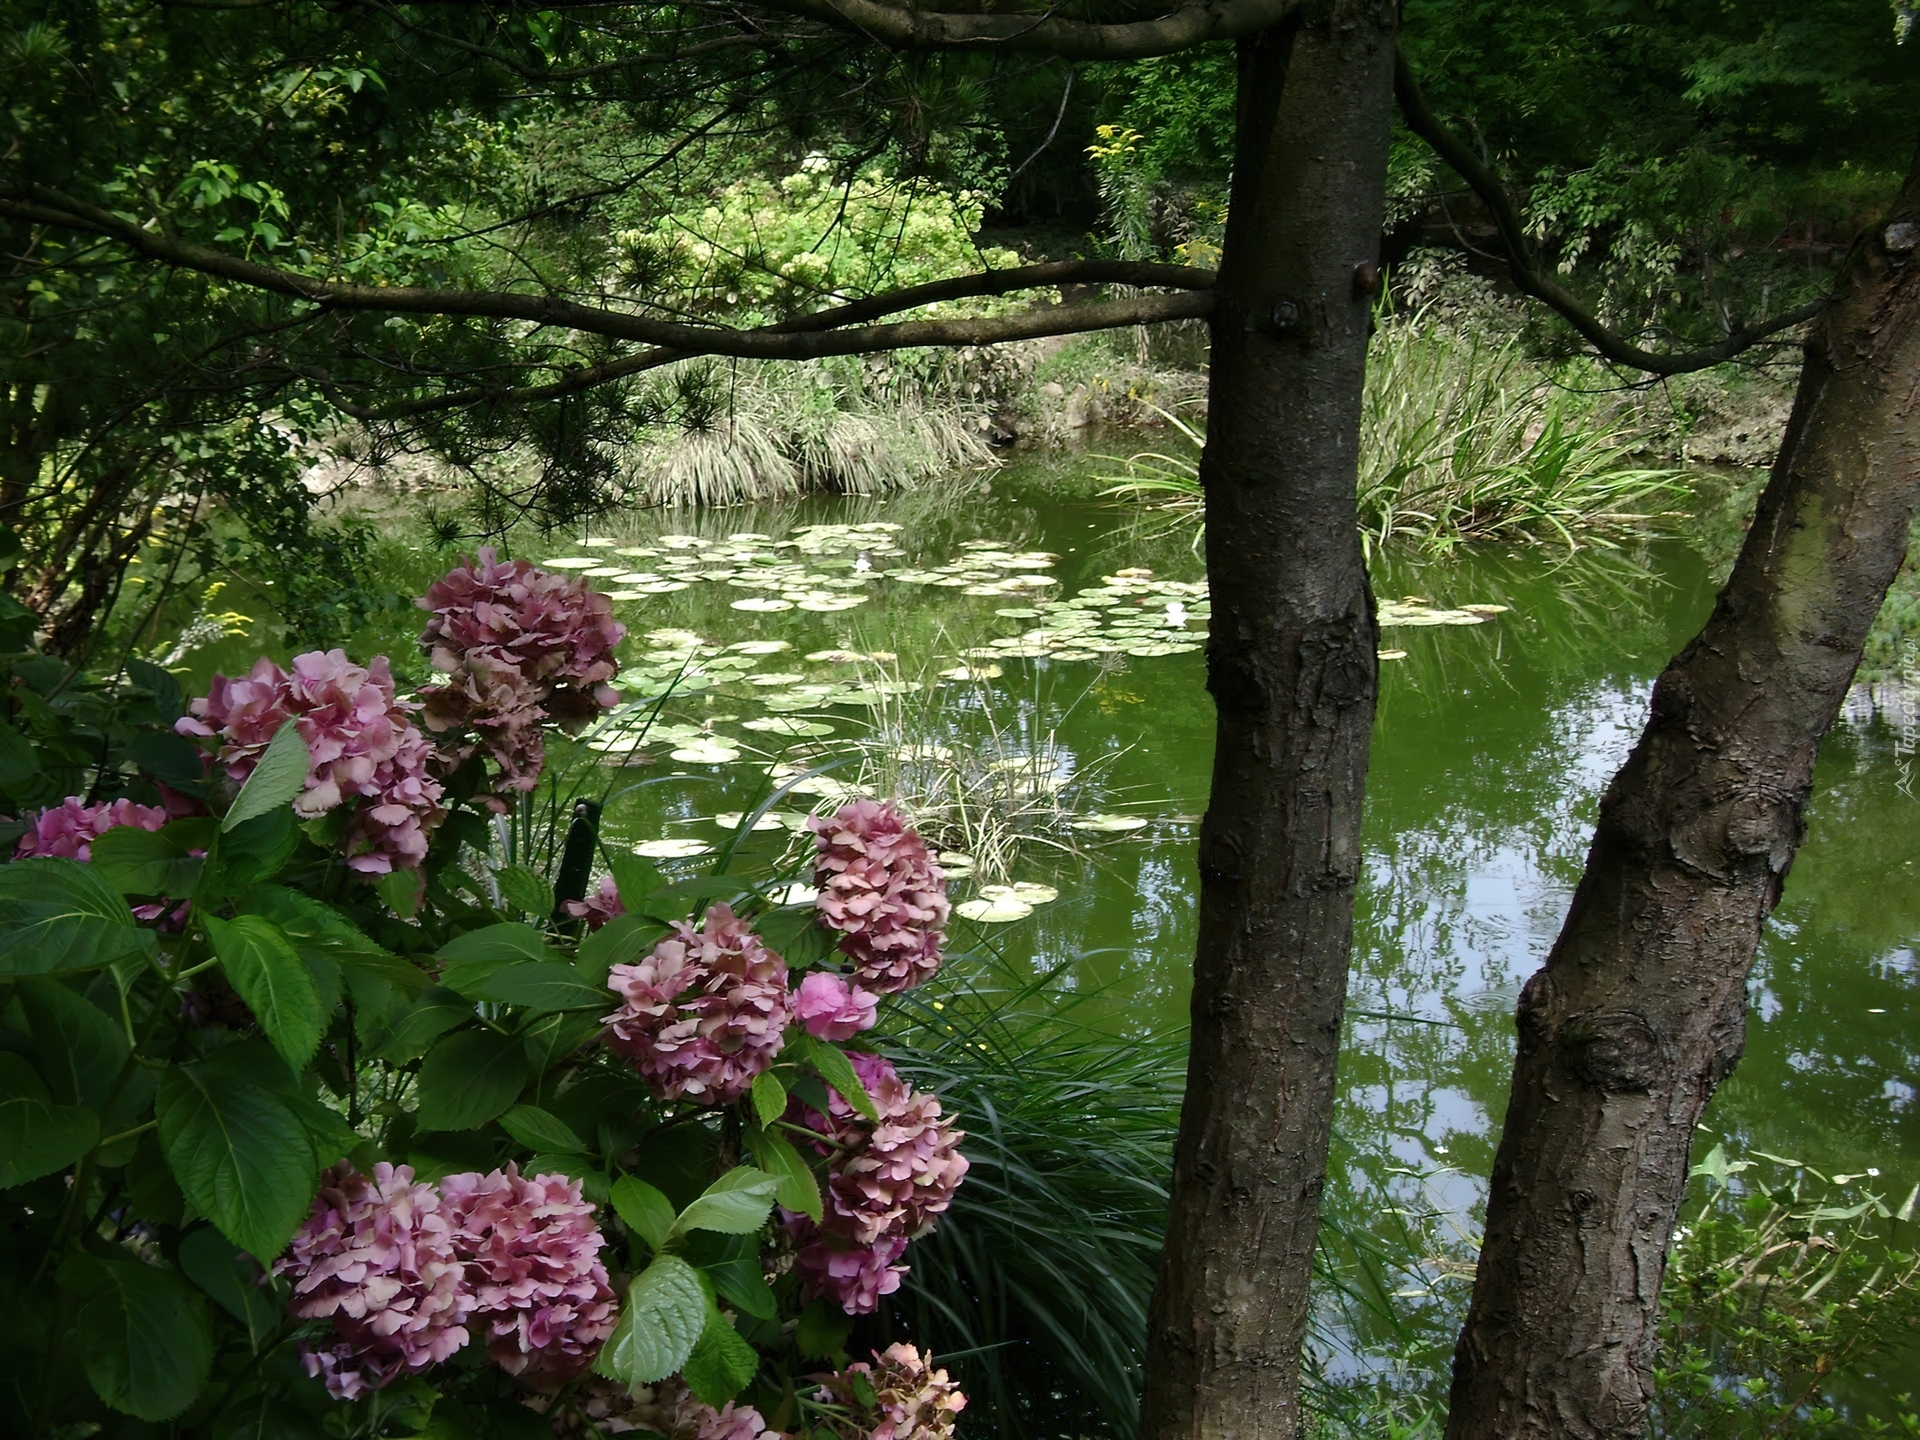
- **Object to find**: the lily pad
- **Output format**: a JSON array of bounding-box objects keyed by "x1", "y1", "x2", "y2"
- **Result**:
[
  {"x1": 731, "y1": 598, "x2": 795, "y2": 612},
  {"x1": 742, "y1": 717, "x2": 835, "y2": 736},
  {"x1": 539, "y1": 557, "x2": 598, "y2": 569},
  {"x1": 711, "y1": 812, "x2": 792, "y2": 832},
  {"x1": 635, "y1": 838, "x2": 714, "y2": 859},
  {"x1": 670, "y1": 741, "x2": 743, "y2": 764},
  {"x1": 1071, "y1": 813, "x2": 1151, "y2": 833},
  {"x1": 729, "y1": 640, "x2": 792, "y2": 655},
  {"x1": 981, "y1": 882, "x2": 1060, "y2": 905},
  {"x1": 955, "y1": 896, "x2": 1033, "y2": 923}
]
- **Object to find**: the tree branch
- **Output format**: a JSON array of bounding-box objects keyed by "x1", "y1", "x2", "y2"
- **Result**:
[
  {"x1": 1392, "y1": 48, "x2": 1825, "y2": 376},
  {"x1": 2, "y1": 187, "x2": 1214, "y2": 367},
  {"x1": 741, "y1": 0, "x2": 1300, "y2": 60}
]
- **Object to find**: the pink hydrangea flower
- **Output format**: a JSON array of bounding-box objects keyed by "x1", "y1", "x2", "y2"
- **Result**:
[
  {"x1": 787, "y1": 1218, "x2": 908, "y2": 1315},
  {"x1": 176, "y1": 650, "x2": 446, "y2": 873},
  {"x1": 273, "y1": 1162, "x2": 471, "y2": 1400},
  {"x1": 441, "y1": 1164, "x2": 617, "y2": 1387},
  {"x1": 603, "y1": 905, "x2": 791, "y2": 1103},
  {"x1": 15, "y1": 796, "x2": 168, "y2": 862},
  {"x1": 810, "y1": 801, "x2": 950, "y2": 993},
  {"x1": 812, "y1": 1344, "x2": 967, "y2": 1440},
  {"x1": 417, "y1": 550, "x2": 625, "y2": 801},
  {"x1": 784, "y1": 1052, "x2": 968, "y2": 1314},
  {"x1": 791, "y1": 971, "x2": 879, "y2": 1042},
  {"x1": 564, "y1": 874, "x2": 625, "y2": 931},
  {"x1": 541, "y1": 1378, "x2": 780, "y2": 1440}
]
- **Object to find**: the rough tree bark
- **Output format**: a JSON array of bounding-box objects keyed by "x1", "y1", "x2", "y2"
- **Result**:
[
  {"x1": 1446, "y1": 153, "x2": 1920, "y2": 1440},
  {"x1": 1140, "y1": 5, "x2": 1399, "y2": 1438}
]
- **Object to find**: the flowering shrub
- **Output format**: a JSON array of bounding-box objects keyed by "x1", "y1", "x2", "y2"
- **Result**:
[
  {"x1": 603, "y1": 903, "x2": 794, "y2": 1103},
  {"x1": 785, "y1": 1051, "x2": 968, "y2": 1314},
  {"x1": 177, "y1": 649, "x2": 446, "y2": 872},
  {"x1": 13, "y1": 795, "x2": 170, "y2": 860},
  {"x1": 811, "y1": 800, "x2": 951, "y2": 993},
  {"x1": 418, "y1": 548, "x2": 625, "y2": 802},
  {"x1": 0, "y1": 554, "x2": 968, "y2": 1439},
  {"x1": 811, "y1": 1344, "x2": 967, "y2": 1440}
]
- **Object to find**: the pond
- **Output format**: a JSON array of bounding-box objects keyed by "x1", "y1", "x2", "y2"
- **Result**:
[{"x1": 195, "y1": 453, "x2": 1920, "y2": 1400}]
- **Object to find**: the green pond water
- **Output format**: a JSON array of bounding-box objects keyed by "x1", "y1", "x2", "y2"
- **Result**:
[{"x1": 194, "y1": 455, "x2": 1920, "y2": 1395}]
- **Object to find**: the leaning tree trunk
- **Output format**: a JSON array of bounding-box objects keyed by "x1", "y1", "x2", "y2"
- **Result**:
[
  {"x1": 1446, "y1": 155, "x2": 1920, "y2": 1440},
  {"x1": 1140, "y1": 5, "x2": 1398, "y2": 1439}
]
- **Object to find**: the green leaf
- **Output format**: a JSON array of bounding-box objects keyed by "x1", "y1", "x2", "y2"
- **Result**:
[
  {"x1": 523, "y1": 1011, "x2": 601, "y2": 1076},
  {"x1": 497, "y1": 864, "x2": 555, "y2": 917},
  {"x1": 199, "y1": 807, "x2": 300, "y2": 898},
  {"x1": 749, "y1": 1071, "x2": 787, "y2": 1131},
  {"x1": 16, "y1": 976, "x2": 129, "y2": 1110},
  {"x1": 376, "y1": 986, "x2": 474, "y2": 1062},
  {"x1": 206, "y1": 913, "x2": 325, "y2": 1072},
  {"x1": 794, "y1": 1295, "x2": 855, "y2": 1359},
  {"x1": 238, "y1": 885, "x2": 429, "y2": 993},
  {"x1": 0, "y1": 857, "x2": 153, "y2": 976},
  {"x1": 746, "y1": 1128, "x2": 822, "y2": 1222},
  {"x1": 611, "y1": 1176, "x2": 678, "y2": 1253},
  {"x1": 683, "y1": 1305, "x2": 760, "y2": 1406},
  {"x1": 791, "y1": 1036, "x2": 879, "y2": 1123},
  {"x1": 460, "y1": 961, "x2": 608, "y2": 1013},
  {"x1": 0, "y1": 722, "x2": 41, "y2": 788},
  {"x1": 58, "y1": 1251, "x2": 213, "y2": 1420},
  {"x1": 576, "y1": 913, "x2": 670, "y2": 988},
  {"x1": 498, "y1": 1104, "x2": 585, "y2": 1154},
  {"x1": 121, "y1": 730, "x2": 207, "y2": 793},
  {"x1": 413, "y1": 1029, "x2": 527, "y2": 1132},
  {"x1": 178, "y1": 1224, "x2": 280, "y2": 1351},
  {"x1": 224, "y1": 721, "x2": 310, "y2": 831},
  {"x1": 90, "y1": 818, "x2": 215, "y2": 899},
  {"x1": 156, "y1": 1045, "x2": 318, "y2": 1260},
  {"x1": 523, "y1": 1152, "x2": 612, "y2": 1206},
  {"x1": 672, "y1": 1166, "x2": 779, "y2": 1238},
  {"x1": 594, "y1": 1254, "x2": 707, "y2": 1384},
  {"x1": 439, "y1": 921, "x2": 558, "y2": 965},
  {"x1": 608, "y1": 851, "x2": 662, "y2": 912},
  {"x1": 0, "y1": 1051, "x2": 99, "y2": 1186},
  {"x1": 125, "y1": 657, "x2": 186, "y2": 725},
  {"x1": 437, "y1": 922, "x2": 563, "y2": 992},
  {"x1": 375, "y1": 866, "x2": 422, "y2": 919},
  {"x1": 705, "y1": 1253, "x2": 777, "y2": 1322}
]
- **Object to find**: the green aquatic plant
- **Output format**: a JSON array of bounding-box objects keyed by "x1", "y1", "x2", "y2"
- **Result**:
[
  {"x1": 1102, "y1": 316, "x2": 1689, "y2": 553},
  {"x1": 1649, "y1": 1147, "x2": 1920, "y2": 1439}
]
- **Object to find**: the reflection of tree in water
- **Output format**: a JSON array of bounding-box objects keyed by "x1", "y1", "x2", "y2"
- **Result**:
[{"x1": 1707, "y1": 721, "x2": 1920, "y2": 1185}]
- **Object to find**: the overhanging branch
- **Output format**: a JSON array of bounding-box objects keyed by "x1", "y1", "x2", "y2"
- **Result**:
[
  {"x1": 1393, "y1": 49, "x2": 1825, "y2": 377},
  {"x1": 3, "y1": 187, "x2": 1214, "y2": 368},
  {"x1": 742, "y1": 0, "x2": 1299, "y2": 59}
]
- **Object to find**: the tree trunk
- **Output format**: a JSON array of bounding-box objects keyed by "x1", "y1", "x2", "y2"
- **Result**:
[
  {"x1": 1446, "y1": 156, "x2": 1920, "y2": 1440},
  {"x1": 1140, "y1": 5, "x2": 1398, "y2": 1439}
]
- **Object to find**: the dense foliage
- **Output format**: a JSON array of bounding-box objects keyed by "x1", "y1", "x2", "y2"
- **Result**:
[{"x1": 0, "y1": 554, "x2": 981, "y2": 1438}]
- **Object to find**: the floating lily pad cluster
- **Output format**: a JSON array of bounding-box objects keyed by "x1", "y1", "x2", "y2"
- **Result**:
[{"x1": 541, "y1": 522, "x2": 907, "y2": 611}]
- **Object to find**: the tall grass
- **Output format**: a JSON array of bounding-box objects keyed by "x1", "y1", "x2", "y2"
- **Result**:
[
  {"x1": 1102, "y1": 317, "x2": 1687, "y2": 552},
  {"x1": 626, "y1": 357, "x2": 993, "y2": 506},
  {"x1": 881, "y1": 959, "x2": 1474, "y2": 1440}
]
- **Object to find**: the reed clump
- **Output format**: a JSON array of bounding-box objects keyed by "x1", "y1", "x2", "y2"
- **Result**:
[{"x1": 1102, "y1": 315, "x2": 1687, "y2": 552}]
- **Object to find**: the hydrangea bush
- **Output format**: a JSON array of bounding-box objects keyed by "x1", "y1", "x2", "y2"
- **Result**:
[{"x1": 0, "y1": 555, "x2": 969, "y2": 1439}]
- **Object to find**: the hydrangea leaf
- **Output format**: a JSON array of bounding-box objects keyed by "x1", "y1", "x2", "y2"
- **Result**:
[
  {"x1": 496, "y1": 864, "x2": 555, "y2": 918},
  {"x1": 749, "y1": 1071, "x2": 787, "y2": 1131},
  {"x1": 746, "y1": 1127, "x2": 823, "y2": 1223},
  {"x1": 683, "y1": 1304, "x2": 761, "y2": 1406},
  {"x1": 498, "y1": 1103, "x2": 585, "y2": 1155},
  {"x1": 90, "y1": 818, "x2": 215, "y2": 898},
  {"x1": 413, "y1": 1029, "x2": 528, "y2": 1132},
  {"x1": 57, "y1": 1252, "x2": 212, "y2": 1421},
  {"x1": 222, "y1": 720, "x2": 310, "y2": 832},
  {"x1": 155, "y1": 1045, "x2": 318, "y2": 1261},
  {"x1": 0, "y1": 1052, "x2": 100, "y2": 1186},
  {"x1": 594, "y1": 1254, "x2": 707, "y2": 1384},
  {"x1": 610, "y1": 1175, "x2": 678, "y2": 1253},
  {"x1": 0, "y1": 857, "x2": 153, "y2": 976},
  {"x1": 791, "y1": 1036, "x2": 880, "y2": 1124},
  {"x1": 206, "y1": 913, "x2": 325, "y2": 1073},
  {"x1": 672, "y1": 1166, "x2": 780, "y2": 1238}
]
